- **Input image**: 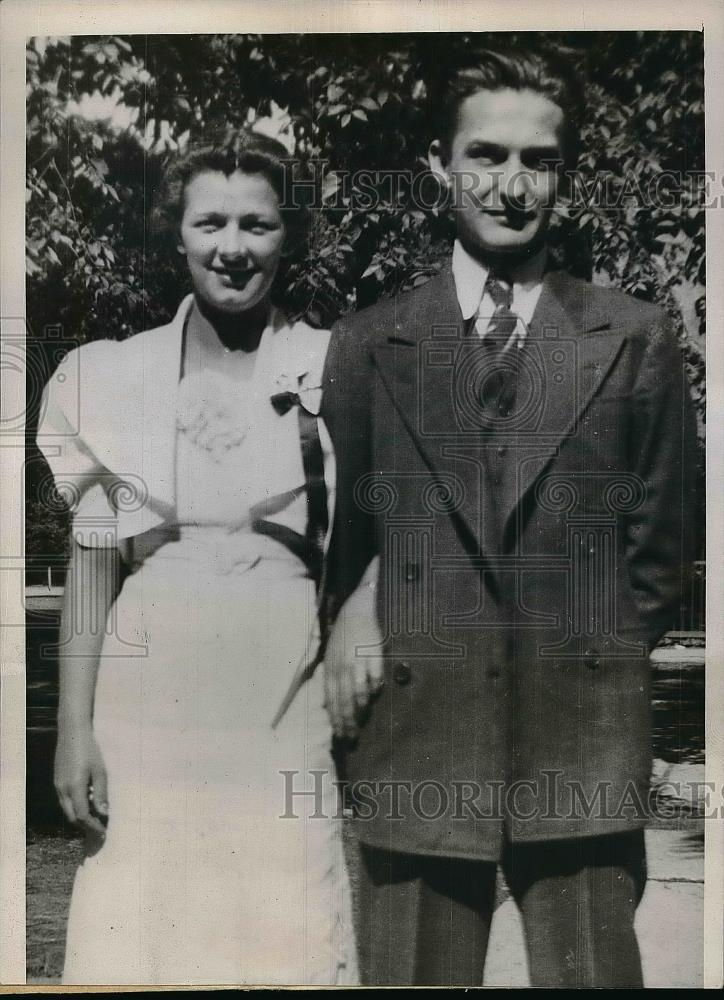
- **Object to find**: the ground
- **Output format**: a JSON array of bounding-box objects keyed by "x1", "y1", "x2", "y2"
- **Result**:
[{"x1": 27, "y1": 818, "x2": 703, "y2": 987}]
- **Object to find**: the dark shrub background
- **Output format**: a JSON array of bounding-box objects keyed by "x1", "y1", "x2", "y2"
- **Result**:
[{"x1": 26, "y1": 30, "x2": 705, "y2": 558}]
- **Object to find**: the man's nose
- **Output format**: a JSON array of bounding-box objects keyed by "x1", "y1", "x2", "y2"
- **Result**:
[
  {"x1": 217, "y1": 224, "x2": 247, "y2": 260},
  {"x1": 500, "y1": 161, "x2": 536, "y2": 211}
]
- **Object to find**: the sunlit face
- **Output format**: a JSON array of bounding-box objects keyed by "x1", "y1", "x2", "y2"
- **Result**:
[
  {"x1": 429, "y1": 87, "x2": 564, "y2": 259},
  {"x1": 178, "y1": 170, "x2": 286, "y2": 316}
]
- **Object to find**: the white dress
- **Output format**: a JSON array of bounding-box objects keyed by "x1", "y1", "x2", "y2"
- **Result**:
[{"x1": 37, "y1": 297, "x2": 358, "y2": 986}]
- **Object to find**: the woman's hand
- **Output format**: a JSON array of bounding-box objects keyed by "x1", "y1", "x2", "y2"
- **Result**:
[
  {"x1": 54, "y1": 727, "x2": 109, "y2": 839},
  {"x1": 53, "y1": 537, "x2": 119, "y2": 841},
  {"x1": 324, "y1": 564, "x2": 384, "y2": 740}
]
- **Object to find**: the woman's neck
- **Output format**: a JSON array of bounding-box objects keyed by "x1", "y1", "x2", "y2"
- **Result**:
[
  {"x1": 183, "y1": 296, "x2": 271, "y2": 380},
  {"x1": 192, "y1": 296, "x2": 270, "y2": 355}
]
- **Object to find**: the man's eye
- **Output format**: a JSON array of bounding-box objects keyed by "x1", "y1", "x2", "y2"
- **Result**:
[
  {"x1": 467, "y1": 147, "x2": 503, "y2": 164},
  {"x1": 524, "y1": 154, "x2": 558, "y2": 171}
]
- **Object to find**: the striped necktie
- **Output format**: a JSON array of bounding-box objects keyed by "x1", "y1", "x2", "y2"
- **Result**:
[
  {"x1": 476, "y1": 272, "x2": 518, "y2": 344},
  {"x1": 473, "y1": 273, "x2": 520, "y2": 417}
]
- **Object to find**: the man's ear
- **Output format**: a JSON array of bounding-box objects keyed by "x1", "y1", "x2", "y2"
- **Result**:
[{"x1": 428, "y1": 139, "x2": 450, "y2": 186}]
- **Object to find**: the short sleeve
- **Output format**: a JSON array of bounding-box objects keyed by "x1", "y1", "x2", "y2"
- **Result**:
[{"x1": 36, "y1": 342, "x2": 135, "y2": 550}]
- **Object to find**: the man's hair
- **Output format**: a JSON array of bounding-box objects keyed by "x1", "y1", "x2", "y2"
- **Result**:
[{"x1": 431, "y1": 46, "x2": 584, "y2": 167}]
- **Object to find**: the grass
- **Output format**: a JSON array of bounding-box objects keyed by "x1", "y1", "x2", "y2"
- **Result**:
[{"x1": 26, "y1": 832, "x2": 84, "y2": 984}]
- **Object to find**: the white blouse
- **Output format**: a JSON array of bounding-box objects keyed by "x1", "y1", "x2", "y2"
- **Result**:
[{"x1": 36, "y1": 295, "x2": 335, "y2": 562}]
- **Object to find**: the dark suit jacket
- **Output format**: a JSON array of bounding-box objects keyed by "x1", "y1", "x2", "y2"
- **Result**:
[{"x1": 321, "y1": 264, "x2": 697, "y2": 861}]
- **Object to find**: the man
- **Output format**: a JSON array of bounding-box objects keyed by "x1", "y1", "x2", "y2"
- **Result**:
[{"x1": 320, "y1": 47, "x2": 697, "y2": 988}]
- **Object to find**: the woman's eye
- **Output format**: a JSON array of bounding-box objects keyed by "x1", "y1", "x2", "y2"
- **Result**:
[{"x1": 247, "y1": 222, "x2": 278, "y2": 235}]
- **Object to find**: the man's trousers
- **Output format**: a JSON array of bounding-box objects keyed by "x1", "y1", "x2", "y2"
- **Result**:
[{"x1": 356, "y1": 830, "x2": 647, "y2": 987}]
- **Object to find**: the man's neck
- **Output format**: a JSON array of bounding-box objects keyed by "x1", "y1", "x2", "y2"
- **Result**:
[{"x1": 456, "y1": 239, "x2": 548, "y2": 283}]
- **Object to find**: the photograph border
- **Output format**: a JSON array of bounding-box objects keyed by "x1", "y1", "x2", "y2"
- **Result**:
[{"x1": 2, "y1": 0, "x2": 722, "y2": 990}]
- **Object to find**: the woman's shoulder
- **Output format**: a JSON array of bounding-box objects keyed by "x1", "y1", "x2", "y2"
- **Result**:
[
  {"x1": 64, "y1": 297, "x2": 192, "y2": 385},
  {"x1": 286, "y1": 314, "x2": 331, "y2": 345},
  {"x1": 61, "y1": 333, "x2": 123, "y2": 376},
  {"x1": 272, "y1": 311, "x2": 330, "y2": 375}
]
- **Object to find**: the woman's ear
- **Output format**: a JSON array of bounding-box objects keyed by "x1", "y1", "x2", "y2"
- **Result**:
[{"x1": 428, "y1": 139, "x2": 450, "y2": 187}]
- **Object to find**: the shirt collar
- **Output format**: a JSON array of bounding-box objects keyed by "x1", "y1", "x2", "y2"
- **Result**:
[{"x1": 451, "y1": 239, "x2": 548, "y2": 320}]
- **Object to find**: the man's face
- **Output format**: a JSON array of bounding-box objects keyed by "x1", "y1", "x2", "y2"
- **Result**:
[{"x1": 429, "y1": 87, "x2": 565, "y2": 259}]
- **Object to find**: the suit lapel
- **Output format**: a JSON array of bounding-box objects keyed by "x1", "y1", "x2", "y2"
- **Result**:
[
  {"x1": 369, "y1": 269, "x2": 493, "y2": 563},
  {"x1": 369, "y1": 265, "x2": 627, "y2": 558},
  {"x1": 369, "y1": 266, "x2": 466, "y2": 437},
  {"x1": 500, "y1": 270, "x2": 625, "y2": 541}
]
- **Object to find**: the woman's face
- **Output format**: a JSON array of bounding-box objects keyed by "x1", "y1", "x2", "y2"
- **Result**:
[{"x1": 178, "y1": 169, "x2": 286, "y2": 316}]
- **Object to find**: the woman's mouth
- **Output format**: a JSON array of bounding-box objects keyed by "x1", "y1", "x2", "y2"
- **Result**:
[{"x1": 214, "y1": 267, "x2": 256, "y2": 286}]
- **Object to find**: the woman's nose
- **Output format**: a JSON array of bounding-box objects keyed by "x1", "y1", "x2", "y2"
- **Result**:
[{"x1": 217, "y1": 224, "x2": 247, "y2": 260}]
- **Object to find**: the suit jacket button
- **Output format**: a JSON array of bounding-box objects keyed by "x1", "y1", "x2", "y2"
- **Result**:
[{"x1": 393, "y1": 661, "x2": 412, "y2": 685}]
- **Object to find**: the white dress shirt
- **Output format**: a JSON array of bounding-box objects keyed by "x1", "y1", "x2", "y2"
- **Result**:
[{"x1": 451, "y1": 239, "x2": 547, "y2": 345}]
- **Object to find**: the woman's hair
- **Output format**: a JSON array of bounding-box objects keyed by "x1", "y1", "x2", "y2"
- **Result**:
[
  {"x1": 430, "y1": 46, "x2": 584, "y2": 168},
  {"x1": 152, "y1": 127, "x2": 308, "y2": 249}
]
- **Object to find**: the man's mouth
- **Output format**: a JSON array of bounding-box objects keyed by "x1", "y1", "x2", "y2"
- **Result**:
[{"x1": 482, "y1": 207, "x2": 536, "y2": 231}]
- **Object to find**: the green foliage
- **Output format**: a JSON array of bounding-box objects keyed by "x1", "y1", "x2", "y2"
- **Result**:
[
  {"x1": 25, "y1": 498, "x2": 70, "y2": 562},
  {"x1": 26, "y1": 31, "x2": 705, "y2": 554}
]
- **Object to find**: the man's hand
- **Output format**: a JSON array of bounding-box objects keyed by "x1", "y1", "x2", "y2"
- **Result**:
[
  {"x1": 324, "y1": 571, "x2": 384, "y2": 740},
  {"x1": 54, "y1": 726, "x2": 109, "y2": 840}
]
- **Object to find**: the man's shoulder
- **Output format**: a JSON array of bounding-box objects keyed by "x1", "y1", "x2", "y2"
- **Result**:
[
  {"x1": 552, "y1": 270, "x2": 668, "y2": 330},
  {"x1": 331, "y1": 271, "x2": 449, "y2": 345}
]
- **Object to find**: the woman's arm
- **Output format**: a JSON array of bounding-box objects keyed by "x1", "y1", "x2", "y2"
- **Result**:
[{"x1": 54, "y1": 535, "x2": 121, "y2": 839}]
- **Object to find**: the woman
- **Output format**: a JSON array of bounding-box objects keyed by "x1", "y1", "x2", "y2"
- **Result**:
[{"x1": 36, "y1": 131, "x2": 358, "y2": 986}]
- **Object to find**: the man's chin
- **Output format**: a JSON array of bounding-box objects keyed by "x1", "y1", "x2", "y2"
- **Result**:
[{"x1": 465, "y1": 224, "x2": 547, "y2": 261}]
